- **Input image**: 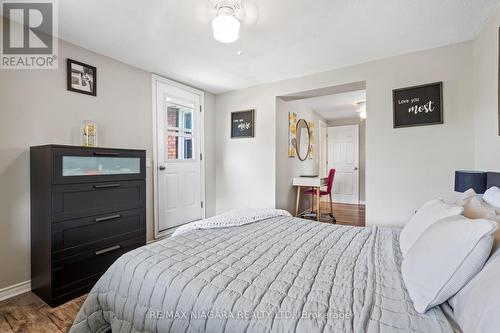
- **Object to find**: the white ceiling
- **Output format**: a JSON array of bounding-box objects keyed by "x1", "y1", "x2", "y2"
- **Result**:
[
  {"x1": 58, "y1": 0, "x2": 499, "y2": 94},
  {"x1": 290, "y1": 90, "x2": 366, "y2": 121}
]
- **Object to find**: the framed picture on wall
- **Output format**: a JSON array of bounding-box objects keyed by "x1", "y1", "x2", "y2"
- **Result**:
[
  {"x1": 231, "y1": 109, "x2": 255, "y2": 138},
  {"x1": 393, "y1": 82, "x2": 443, "y2": 128},
  {"x1": 288, "y1": 112, "x2": 297, "y2": 157},
  {"x1": 67, "y1": 59, "x2": 97, "y2": 96}
]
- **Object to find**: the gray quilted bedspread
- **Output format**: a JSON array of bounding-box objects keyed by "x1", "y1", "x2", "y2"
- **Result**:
[{"x1": 70, "y1": 216, "x2": 454, "y2": 333}]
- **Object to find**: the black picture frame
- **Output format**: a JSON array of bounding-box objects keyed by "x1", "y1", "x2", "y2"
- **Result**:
[
  {"x1": 67, "y1": 59, "x2": 97, "y2": 96},
  {"x1": 393, "y1": 82, "x2": 443, "y2": 128},
  {"x1": 231, "y1": 109, "x2": 255, "y2": 138}
]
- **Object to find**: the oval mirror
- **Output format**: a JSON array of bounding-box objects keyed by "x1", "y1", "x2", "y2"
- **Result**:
[{"x1": 292, "y1": 119, "x2": 311, "y2": 161}]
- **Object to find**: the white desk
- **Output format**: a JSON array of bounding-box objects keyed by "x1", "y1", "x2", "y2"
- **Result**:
[{"x1": 292, "y1": 176, "x2": 327, "y2": 221}]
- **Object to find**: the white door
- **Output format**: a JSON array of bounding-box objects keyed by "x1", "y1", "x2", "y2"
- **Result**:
[
  {"x1": 328, "y1": 125, "x2": 359, "y2": 204},
  {"x1": 155, "y1": 80, "x2": 203, "y2": 232}
]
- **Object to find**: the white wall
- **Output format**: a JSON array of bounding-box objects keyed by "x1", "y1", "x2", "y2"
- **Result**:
[
  {"x1": 327, "y1": 118, "x2": 366, "y2": 202},
  {"x1": 275, "y1": 98, "x2": 326, "y2": 213},
  {"x1": 215, "y1": 41, "x2": 475, "y2": 226},
  {"x1": 0, "y1": 37, "x2": 216, "y2": 290},
  {"x1": 474, "y1": 5, "x2": 500, "y2": 170}
]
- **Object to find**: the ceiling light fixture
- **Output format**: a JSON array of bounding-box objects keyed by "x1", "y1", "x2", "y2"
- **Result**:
[{"x1": 211, "y1": 1, "x2": 241, "y2": 43}]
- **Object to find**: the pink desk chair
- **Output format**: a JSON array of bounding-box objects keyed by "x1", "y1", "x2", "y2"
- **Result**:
[{"x1": 304, "y1": 168, "x2": 336, "y2": 223}]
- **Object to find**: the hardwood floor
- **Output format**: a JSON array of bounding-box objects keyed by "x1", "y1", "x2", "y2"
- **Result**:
[
  {"x1": 0, "y1": 292, "x2": 86, "y2": 333},
  {"x1": 317, "y1": 202, "x2": 365, "y2": 227}
]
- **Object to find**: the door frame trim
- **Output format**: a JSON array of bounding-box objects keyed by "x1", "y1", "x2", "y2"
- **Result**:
[
  {"x1": 318, "y1": 119, "x2": 328, "y2": 202},
  {"x1": 151, "y1": 74, "x2": 206, "y2": 239}
]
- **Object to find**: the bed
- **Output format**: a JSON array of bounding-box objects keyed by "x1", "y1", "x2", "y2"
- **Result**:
[{"x1": 69, "y1": 215, "x2": 455, "y2": 333}]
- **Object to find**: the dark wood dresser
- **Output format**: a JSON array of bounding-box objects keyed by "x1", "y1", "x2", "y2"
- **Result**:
[{"x1": 30, "y1": 145, "x2": 146, "y2": 307}]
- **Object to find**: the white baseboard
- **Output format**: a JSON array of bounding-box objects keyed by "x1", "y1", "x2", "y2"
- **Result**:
[{"x1": 0, "y1": 280, "x2": 31, "y2": 302}]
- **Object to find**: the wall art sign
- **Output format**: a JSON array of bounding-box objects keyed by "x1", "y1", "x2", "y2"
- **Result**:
[
  {"x1": 393, "y1": 82, "x2": 443, "y2": 128},
  {"x1": 231, "y1": 109, "x2": 254, "y2": 138},
  {"x1": 67, "y1": 59, "x2": 97, "y2": 96}
]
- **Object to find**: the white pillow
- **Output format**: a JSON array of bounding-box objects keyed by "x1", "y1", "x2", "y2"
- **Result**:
[
  {"x1": 441, "y1": 189, "x2": 474, "y2": 206},
  {"x1": 484, "y1": 214, "x2": 500, "y2": 253},
  {"x1": 449, "y1": 249, "x2": 500, "y2": 333},
  {"x1": 402, "y1": 215, "x2": 497, "y2": 313},
  {"x1": 399, "y1": 199, "x2": 464, "y2": 257},
  {"x1": 483, "y1": 186, "x2": 500, "y2": 209},
  {"x1": 459, "y1": 188, "x2": 500, "y2": 252},
  {"x1": 463, "y1": 195, "x2": 499, "y2": 219},
  {"x1": 454, "y1": 188, "x2": 477, "y2": 206}
]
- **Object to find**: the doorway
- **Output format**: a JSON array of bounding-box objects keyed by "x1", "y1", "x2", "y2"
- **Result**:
[
  {"x1": 276, "y1": 83, "x2": 366, "y2": 226},
  {"x1": 152, "y1": 76, "x2": 205, "y2": 238}
]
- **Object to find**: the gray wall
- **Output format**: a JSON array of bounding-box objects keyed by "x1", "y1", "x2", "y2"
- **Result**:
[
  {"x1": 215, "y1": 41, "x2": 475, "y2": 226},
  {"x1": 327, "y1": 118, "x2": 366, "y2": 202},
  {"x1": 474, "y1": 6, "x2": 500, "y2": 170},
  {"x1": 0, "y1": 38, "x2": 216, "y2": 290}
]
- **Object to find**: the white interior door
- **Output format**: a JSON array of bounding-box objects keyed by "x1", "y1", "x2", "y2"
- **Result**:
[
  {"x1": 328, "y1": 125, "x2": 359, "y2": 204},
  {"x1": 155, "y1": 80, "x2": 203, "y2": 232}
]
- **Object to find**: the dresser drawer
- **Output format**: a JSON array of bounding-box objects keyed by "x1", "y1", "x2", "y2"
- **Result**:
[
  {"x1": 52, "y1": 208, "x2": 145, "y2": 258},
  {"x1": 52, "y1": 180, "x2": 145, "y2": 221},
  {"x1": 52, "y1": 237, "x2": 143, "y2": 293}
]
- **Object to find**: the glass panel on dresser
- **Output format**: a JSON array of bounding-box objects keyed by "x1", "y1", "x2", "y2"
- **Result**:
[{"x1": 62, "y1": 156, "x2": 141, "y2": 176}]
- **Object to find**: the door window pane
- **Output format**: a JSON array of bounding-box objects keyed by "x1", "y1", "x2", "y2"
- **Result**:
[
  {"x1": 167, "y1": 133, "x2": 194, "y2": 160},
  {"x1": 183, "y1": 138, "x2": 193, "y2": 159},
  {"x1": 167, "y1": 134, "x2": 179, "y2": 160},
  {"x1": 167, "y1": 106, "x2": 192, "y2": 131},
  {"x1": 166, "y1": 103, "x2": 194, "y2": 160},
  {"x1": 167, "y1": 107, "x2": 179, "y2": 127},
  {"x1": 184, "y1": 112, "x2": 192, "y2": 130}
]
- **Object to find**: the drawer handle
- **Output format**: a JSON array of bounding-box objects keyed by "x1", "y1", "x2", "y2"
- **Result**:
[
  {"x1": 93, "y1": 152, "x2": 120, "y2": 157},
  {"x1": 93, "y1": 183, "x2": 121, "y2": 189},
  {"x1": 95, "y1": 214, "x2": 121, "y2": 223},
  {"x1": 95, "y1": 245, "x2": 121, "y2": 256}
]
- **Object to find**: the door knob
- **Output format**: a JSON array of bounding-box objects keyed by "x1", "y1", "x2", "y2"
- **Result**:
[
  {"x1": 354, "y1": 167, "x2": 359, "y2": 171},
  {"x1": 159, "y1": 166, "x2": 166, "y2": 171}
]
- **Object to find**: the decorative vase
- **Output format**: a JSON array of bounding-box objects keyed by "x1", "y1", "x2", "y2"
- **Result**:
[{"x1": 81, "y1": 121, "x2": 98, "y2": 147}]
